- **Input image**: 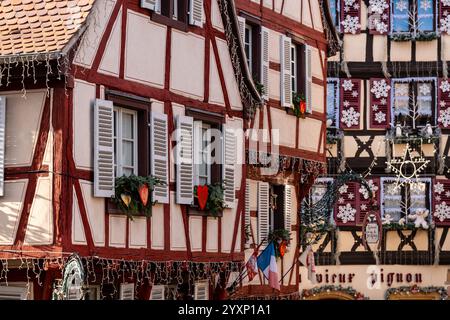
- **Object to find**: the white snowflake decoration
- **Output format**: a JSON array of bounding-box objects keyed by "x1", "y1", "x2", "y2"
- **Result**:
[
  {"x1": 375, "y1": 21, "x2": 388, "y2": 34},
  {"x1": 338, "y1": 197, "x2": 345, "y2": 204},
  {"x1": 440, "y1": 16, "x2": 450, "y2": 33},
  {"x1": 444, "y1": 0, "x2": 450, "y2": 7},
  {"x1": 348, "y1": 193, "x2": 355, "y2": 200},
  {"x1": 395, "y1": 83, "x2": 409, "y2": 96},
  {"x1": 446, "y1": 191, "x2": 450, "y2": 198},
  {"x1": 418, "y1": 83, "x2": 431, "y2": 96},
  {"x1": 342, "y1": 79, "x2": 354, "y2": 91},
  {"x1": 359, "y1": 180, "x2": 379, "y2": 199},
  {"x1": 343, "y1": 100, "x2": 350, "y2": 107},
  {"x1": 396, "y1": 0, "x2": 408, "y2": 11},
  {"x1": 382, "y1": 13, "x2": 389, "y2": 20},
  {"x1": 375, "y1": 111, "x2": 386, "y2": 123},
  {"x1": 339, "y1": 184, "x2": 349, "y2": 194},
  {"x1": 369, "y1": 0, "x2": 389, "y2": 14},
  {"x1": 420, "y1": 0, "x2": 432, "y2": 11},
  {"x1": 361, "y1": 204, "x2": 367, "y2": 211},
  {"x1": 438, "y1": 108, "x2": 450, "y2": 127},
  {"x1": 440, "y1": 80, "x2": 450, "y2": 93},
  {"x1": 344, "y1": 5, "x2": 351, "y2": 12},
  {"x1": 344, "y1": 0, "x2": 356, "y2": 6},
  {"x1": 380, "y1": 98, "x2": 387, "y2": 105},
  {"x1": 435, "y1": 182, "x2": 445, "y2": 194},
  {"x1": 337, "y1": 203, "x2": 356, "y2": 223},
  {"x1": 372, "y1": 104, "x2": 379, "y2": 111},
  {"x1": 434, "y1": 202, "x2": 450, "y2": 222},
  {"x1": 371, "y1": 79, "x2": 391, "y2": 98},
  {"x1": 436, "y1": 195, "x2": 442, "y2": 202},
  {"x1": 341, "y1": 107, "x2": 360, "y2": 127},
  {"x1": 440, "y1": 101, "x2": 447, "y2": 108},
  {"x1": 341, "y1": 15, "x2": 361, "y2": 34},
  {"x1": 351, "y1": 90, "x2": 359, "y2": 98}
]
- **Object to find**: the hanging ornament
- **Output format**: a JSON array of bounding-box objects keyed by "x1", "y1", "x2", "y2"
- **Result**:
[
  {"x1": 279, "y1": 240, "x2": 287, "y2": 258},
  {"x1": 197, "y1": 185, "x2": 209, "y2": 210},
  {"x1": 138, "y1": 184, "x2": 149, "y2": 206},
  {"x1": 121, "y1": 193, "x2": 132, "y2": 207}
]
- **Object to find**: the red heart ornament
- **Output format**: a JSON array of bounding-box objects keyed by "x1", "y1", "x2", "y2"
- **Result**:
[
  {"x1": 197, "y1": 185, "x2": 209, "y2": 210},
  {"x1": 138, "y1": 184, "x2": 149, "y2": 206}
]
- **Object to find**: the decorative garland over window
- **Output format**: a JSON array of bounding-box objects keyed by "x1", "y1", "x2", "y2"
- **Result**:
[{"x1": 385, "y1": 285, "x2": 448, "y2": 300}]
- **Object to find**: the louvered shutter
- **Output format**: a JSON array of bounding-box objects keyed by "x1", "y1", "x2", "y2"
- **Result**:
[
  {"x1": 223, "y1": 124, "x2": 236, "y2": 208},
  {"x1": 140, "y1": 0, "x2": 160, "y2": 12},
  {"x1": 257, "y1": 181, "x2": 270, "y2": 245},
  {"x1": 119, "y1": 283, "x2": 135, "y2": 300},
  {"x1": 260, "y1": 27, "x2": 270, "y2": 101},
  {"x1": 340, "y1": 0, "x2": 361, "y2": 34},
  {"x1": 304, "y1": 45, "x2": 312, "y2": 113},
  {"x1": 340, "y1": 79, "x2": 361, "y2": 129},
  {"x1": 189, "y1": 0, "x2": 203, "y2": 27},
  {"x1": 369, "y1": 78, "x2": 390, "y2": 129},
  {"x1": 284, "y1": 185, "x2": 292, "y2": 246},
  {"x1": 334, "y1": 182, "x2": 358, "y2": 226},
  {"x1": 194, "y1": 281, "x2": 209, "y2": 300},
  {"x1": 438, "y1": 78, "x2": 450, "y2": 128},
  {"x1": 94, "y1": 99, "x2": 114, "y2": 198},
  {"x1": 368, "y1": 0, "x2": 389, "y2": 34},
  {"x1": 357, "y1": 178, "x2": 380, "y2": 225},
  {"x1": 244, "y1": 181, "x2": 250, "y2": 247},
  {"x1": 150, "y1": 285, "x2": 165, "y2": 300},
  {"x1": 0, "y1": 97, "x2": 5, "y2": 197},
  {"x1": 433, "y1": 179, "x2": 450, "y2": 226},
  {"x1": 280, "y1": 35, "x2": 292, "y2": 108},
  {"x1": 151, "y1": 112, "x2": 169, "y2": 203},
  {"x1": 237, "y1": 16, "x2": 246, "y2": 45},
  {"x1": 0, "y1": 286, "x2": 28, "y2": 300},
  {"x1": 441, "y1": 1, "x2": 450, "y2": 34},
  {"x1": 176, "y1": 116, "x2": 194, "y2": 205}
]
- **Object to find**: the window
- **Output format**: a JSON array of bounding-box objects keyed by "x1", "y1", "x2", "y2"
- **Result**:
[
  {"x1": 160, "y1": 0, "x2": 187, "y2": 22},
  {"x1": 391, "y1": 0, "x2": 435, "y2": 33},
  {"x1": 268, "y1": 184, "x2": 292, "y2": 234},
  {"x1": 194, "y1": 122, "x2": 212, "y2": 186},
  {"x1": 244, "y1": 24, "x2": 253, "y2": 74},
  {"x1": 392, "y1": 78, "x2": 436, "y2": 128},
  {"x1": 290, "y1": 44, "x2": 297, "y2": 93},
  {"x1": 113, "y1": 107, "x2": 138, "y2": 177},
  {"x1": 326, "y1": 79, "x2": 340, "y2": 127},
  {"x1": 329, "y1": 0, "x2": 340, "y2": 28},
  {"x1": 381, "y1": 178, "x2": 431, "y2": 223},
  {"x1": 289, "y1": 42, "x2": 308, "y2": 99}
]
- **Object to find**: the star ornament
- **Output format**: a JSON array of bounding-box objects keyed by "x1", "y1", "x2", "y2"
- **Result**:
[{"x1": 386, "y1": 144, "x2": 430, "y2": 189}]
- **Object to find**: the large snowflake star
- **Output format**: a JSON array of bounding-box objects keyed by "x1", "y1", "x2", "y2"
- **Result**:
[{"x1": 386, "y1": 144, "x2": 430, "y2": 189}]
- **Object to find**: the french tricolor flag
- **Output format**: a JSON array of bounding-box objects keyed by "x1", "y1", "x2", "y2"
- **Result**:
[{"x1": 257, "y1": 242, "x2": 280, "y2": 291}]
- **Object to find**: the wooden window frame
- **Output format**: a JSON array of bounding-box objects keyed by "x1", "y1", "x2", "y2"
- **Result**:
[
  {"x1": 390, "y1": 0, "x2": 436, "y2": 33},
  {"x1": 113, "y1": 107, "x2": 138, "y2": 178},
  {"x1": 291, "y1": 41, "x2": 306, "y2": 97},
  {"x1": 239, "y1": 12, "x2": 262, "y2": 82},
  {"x1": 151, "y1": 0, "x2": 189, "y2": 32}
]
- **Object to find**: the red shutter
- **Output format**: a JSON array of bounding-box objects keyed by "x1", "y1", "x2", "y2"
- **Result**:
[
  {"x1": 335, "y1": 182, "x2": 358, "y2": 226},
  {"x1": 369, "y1": 78, "x2": 391, "y2": 129},
  {"x1": 340, "y1": 79, "x2": 361, "y2": 130},
  {"x1": 368, "y1": 1, "x2": 390, "y2": 35},
  {"x1": 433, "y1": 179, "x2": 450, "y2": 226},
  {"x1": 357, "y1": 178, "x2": 380, "y2": 225},
  {"x1": 438, "y1": 78, "x2": 450, "y2": 129},
  {"x1": 440, "y1": 1, "x2": 450, "y2": 34},
  {"x1": 340, "y1": 0, "x2": 362, "y2": 34}
]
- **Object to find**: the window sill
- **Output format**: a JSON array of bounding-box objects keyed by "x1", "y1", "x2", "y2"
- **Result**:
[
  {"x1": 106, "y1": 199, "x2": 150, "y2": 218},
  {"x1": 187, "y1": 205, "x2": 223, "y2": 218},
  {"x1": 150, "y1": 12, "x2": 188, "y2": 32},
  {"x1": 389, "y1": 31, "x2": 438, "y2": 42}
]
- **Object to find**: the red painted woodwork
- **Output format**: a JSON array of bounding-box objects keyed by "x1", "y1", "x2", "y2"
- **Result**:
[{"x1": 369, "y1": 78, "x2": 391, "y2": 129}]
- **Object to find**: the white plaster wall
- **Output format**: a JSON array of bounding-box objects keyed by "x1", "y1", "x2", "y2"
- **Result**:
[
  {"x1": 125, "y1": 11, "x2": 166, "y2": 87},
  {"x1": 73, "y1": 80, "x2": 96, "y2": 170},
  {"x1": 343, "y1": 34, "x2": 366, "y2": 61},
  {"x1": 24, "y1": 177, "x2": 53, "y2": 245},
  {"x1": 311, "y1": 83, "x2": 324, "y2": 113},
  {"x1": 211, "y1": 0, "x2": 224, "y2": 31},
  {"x1": 206, "y1": 217, "x2": 218, "y2": 252},
  {"x1": 0, "y1": 180, "x2": 28, "y2": 245},
  {"x1": 80, "y1": 181, "x2": 105, "y2": 246},
  {"x1": 72, "y1": 192, "x2": 87, "y2": 245},
  {"x1": 151, "y1": 204, "x2": 165, "y2": 249},
  {"x1": 209, "y1": 43, "x2": 225, "y2": 106},
  {"x1": 373, "y1": 36, "x2": 387, "y2": 62},
  {"x1": 109, "y1": 215, "x2": 127, "y2": 248},
  {"x1": 299, "y1": 118, "x2": 322, "y2": 152},
  {"x1": 129, "y1": 216, "x2": 147, "y2": 248},
  {"x1": 221, "y1": 200, "x2": 238, "y2": 253},
  {"x1": 271, "y1": 108, "x2": 296, "y2": 148},
  {"x1": 4, "y1": 90, "x2": 46, "y2": 167},
  {"x1": 98, "y1": 8, "x2": 121, "y2": 76},
  {"x1": 310, "y1": 0, "x2": 324, "y2": 32},
  {"x1": 189, "y1": 216, "x2": 203, "y2": 252},
  {"x1": 311, "y1": 48, "x2": 324, "y2": 80},
  {"x1": 170, "y1": 192, "x2": 187, "y2": 250},
  {"x1": 268, "y1": 69, "x2": 281, "y2": 101},
  {"x1": 390, "y1": 41, "x2": 411, "y2": 61},
  {"x1": 283, "y1": 0, "x2": 301, "y2": 22},
  {"x1": 217, "y1": 39, "x2": 243, "y2": 110},
  {"x1": 171, "y1": 30, "x2": 205, "y2": 99}
]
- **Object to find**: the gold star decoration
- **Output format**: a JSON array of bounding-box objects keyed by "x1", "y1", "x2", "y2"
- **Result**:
[{"x1": 386, "y1": 144, "x2": 430, "y2": 190}]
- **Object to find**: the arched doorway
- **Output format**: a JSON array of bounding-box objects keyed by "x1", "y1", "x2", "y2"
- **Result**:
[{"x1": 301, "y1": 286, "x2": 367, "y2": 300}]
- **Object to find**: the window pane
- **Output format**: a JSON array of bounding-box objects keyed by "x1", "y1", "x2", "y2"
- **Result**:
[
  {"x1": 327, "y1": 81, "x2": 337, "y2": 125},
  {"x1": 392, "y1": 0, "x2": 410, "y2": 32},
  {"x1": 417, "y1": 82, "x2": 432, "y2": 116},
  {"x1": 329, "y1": 0, "x2": 338, "y2": 27},
  {"x1": 122, "y1": 167, "x2": 133, "y2": 177},
  {"x1": 383, "y1": 182, "x2": 403, "y2": 222},
  {"x1": 122, "y1": 140, "x2": 134, "y2": 167},
  {"x1": 122, "y1": 113, "x2": 134, "y2": 139},
  {"x1": 244, "y1": 25, "x2": 252, "y2": 73},
  {"x1": 394, "y1": 82, "x2": 410, "y2": 116},
  {"x1": 418, "y1": 0, "x2": 434, "y2": 31}
]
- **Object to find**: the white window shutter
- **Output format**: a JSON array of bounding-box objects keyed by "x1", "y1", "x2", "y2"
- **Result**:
[
  {"x1": 176, "y1": 115, "x2": 194, "y2": 205},
  {"x1": 305, "y1": 45, "x2": 313, "y2": 113},
  {"x1": 223, "y1": 124, "x2": 236, "y2": 208},
  {"x1": 237, "y1": 16, "x2": 246, "y2": 45},
  {"x1": 280, "y1": 35, "x2": 292, "y2": 108},
  {"x1": 284, "y1": 185, "x2": 292, "y2": 247},
  {"x1": 0, "y1": 96, "x2": 5, "y2": 197},
  {"x1": 245, "y1": 181, "x2": 250, "y2": 247},
  {"x1": 150, "y1": 285, "x2": 165, "y2": 300},
  {"x1": 260, "y1": 27, "x2": 270, "y2": 101},
  {"x1": 94, "y1": 99, "x2": 114, "y2": 198},
  {"x1": 194, "y1": 281, "x2": 209, "y2": 300},
  {"x1": 257, "y1": 182, "x2": 270, "y2": 246},
  {"x1": 189, "y1": 0, "x2": 203, "y2": 27},
  {"x1": 140, "y1": 0, "x2": 160, "y2": 12},
  {"x1": 150, "y1": 112, "x2": 169, "y2": 204},
  {"x1": 119, "y1": 283, "x2": 135, "y2": 300},
  {"x1": 0, "y1": 286, "x2": 28, "y2": 300}
]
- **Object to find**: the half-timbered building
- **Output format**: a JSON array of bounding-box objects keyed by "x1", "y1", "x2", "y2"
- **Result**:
[
  {"x1": 0, "y1": 0, "x2": 263, "y2": 300},
  {"x1": 300, "y1": 0, "x2": 450, "y2": 300}
]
